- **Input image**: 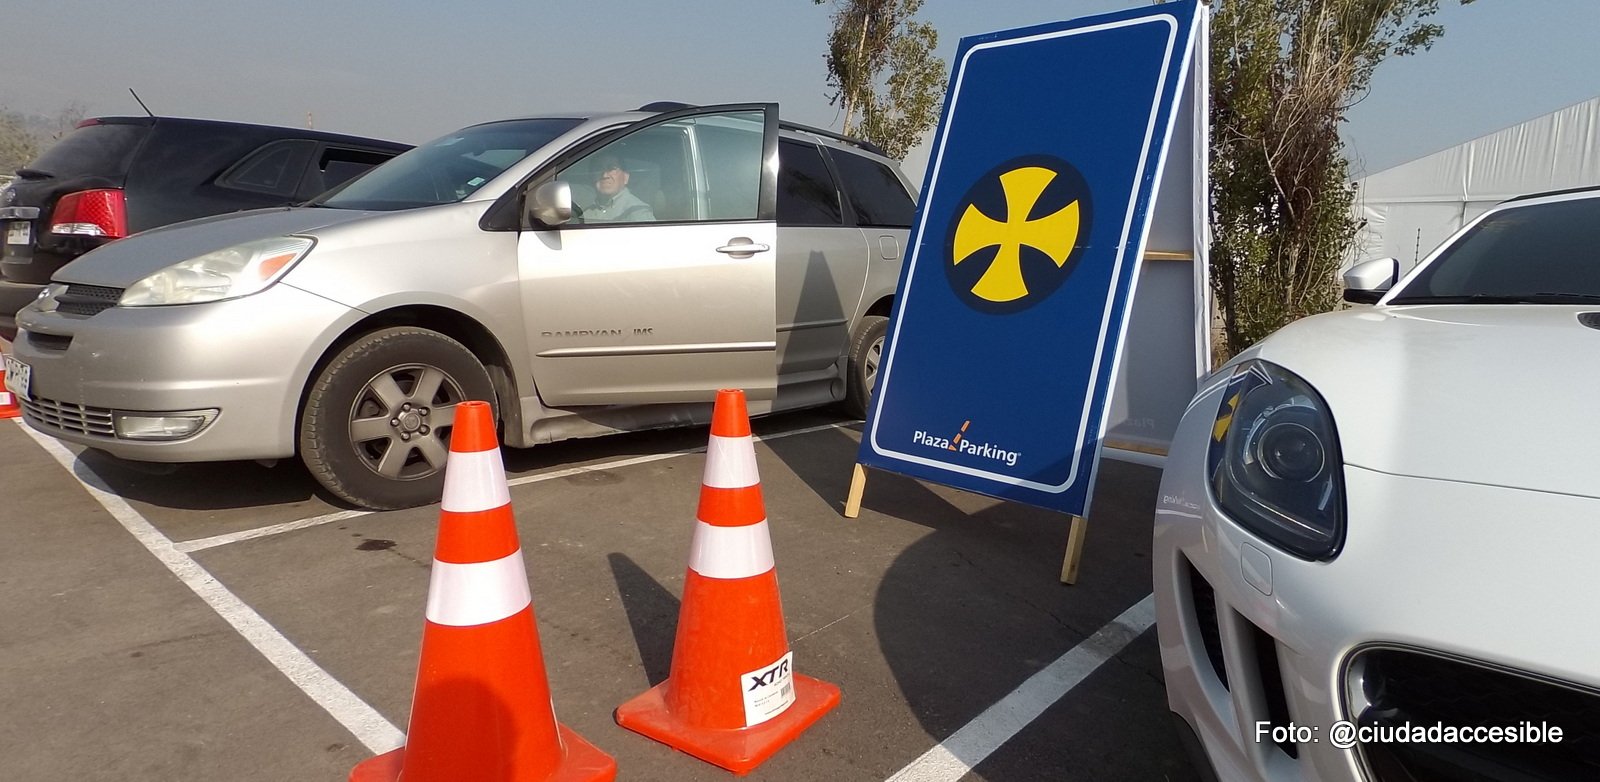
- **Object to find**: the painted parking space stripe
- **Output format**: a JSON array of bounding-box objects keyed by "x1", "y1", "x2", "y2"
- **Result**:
[
  {"x1": 884, "y1": 595, "x2": 1157, "y2": 782},
  {"x1": 175, "y1": 509, "x2": 370, "y2": 553},
  {"x1": 13, "y1": 420, "x2": 405, "y2": 754},
  {"x1": 174, "y1": 420, "x2": 854, "y2": 553}
]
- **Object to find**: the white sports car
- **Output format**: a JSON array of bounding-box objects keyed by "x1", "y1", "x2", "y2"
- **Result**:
[{"x1": 1154, "y1": 187, "x2": 1600, "y2": 781}]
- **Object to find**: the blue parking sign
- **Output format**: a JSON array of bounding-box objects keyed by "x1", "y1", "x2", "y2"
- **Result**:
[{"x1": 859, "y1": 1, "x2": 1202, "y2": 515}]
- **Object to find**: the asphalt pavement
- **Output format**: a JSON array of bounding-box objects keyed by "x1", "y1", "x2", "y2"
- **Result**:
[{"x1": 0, "y1": 403, "x2": 1198, "y2": 782}]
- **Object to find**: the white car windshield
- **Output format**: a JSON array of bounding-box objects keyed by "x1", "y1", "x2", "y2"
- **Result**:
[
  {"x1": 1388, "y1": 196, "x2": 1600, "y2": 304},
  {"x1": 314, "y1": 118, "x2": 582, "y2": 211}
]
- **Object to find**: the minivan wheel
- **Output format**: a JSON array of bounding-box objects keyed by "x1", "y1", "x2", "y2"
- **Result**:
[
  {"x1": 843, "y1": 315, "x2": 888, "y2": 419},
  {"x1": 300, "y1": 327, "x2": 496, "y2": 510}
]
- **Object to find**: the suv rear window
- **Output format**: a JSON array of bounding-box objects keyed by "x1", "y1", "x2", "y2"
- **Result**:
[
  {"x1": 217, "y1": 139, "x2": 316, "y2": 197},
  {"x1": 830, "y1": 151, "x2": 916, "y2": 228},
  {"x1": 24, "y1": 121, "x2": 149, "y2": 179},
  {"x1": 778, "y1": 140, "x2": 843, "y2": 226}
]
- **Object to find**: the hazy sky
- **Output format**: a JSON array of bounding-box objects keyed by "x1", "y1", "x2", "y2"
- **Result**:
[{"x1": 3, "y1": 1, "x2": 1595, "y2": 180}]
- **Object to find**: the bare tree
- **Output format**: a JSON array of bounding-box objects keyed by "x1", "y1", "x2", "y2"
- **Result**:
[{"x1": 0, "y1": 110, "x2": 40, "y2": 176}]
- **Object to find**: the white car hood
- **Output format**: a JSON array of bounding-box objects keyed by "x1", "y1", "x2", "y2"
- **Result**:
[{"x1": 1251, "y1": 305, "x2": 1600, "y2": 498}]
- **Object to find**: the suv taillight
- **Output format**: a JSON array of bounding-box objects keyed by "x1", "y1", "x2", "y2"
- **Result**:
[{"x1": 50, "y1": 189, "x2": 128, "y2": 239}]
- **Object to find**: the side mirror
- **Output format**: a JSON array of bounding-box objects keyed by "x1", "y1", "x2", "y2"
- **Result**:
[
  {"x1": 1342, "y1": 257, "x2": 1399, "y2": 304},
  {"x1": 525, "y1": 180, "x2": 573, "y2": 227}
]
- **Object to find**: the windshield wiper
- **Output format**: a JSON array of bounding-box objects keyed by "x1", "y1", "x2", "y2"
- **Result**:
[
  {"x1": 14, "y1": 167, "x2": 54, "y2": 179},
  {"x1": 1388, "y1": 292, "x2": 1600, "y2": 305},
  {"x1": 1529, "y1": 292, "x2": 1600, "y2": 303}
]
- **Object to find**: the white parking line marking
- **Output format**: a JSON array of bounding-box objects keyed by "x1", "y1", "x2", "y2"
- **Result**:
[
  {"x1": 14, "y1": 421, "x2": 405, "y2": 754},
  {"x1": 175, "y1": 420, "x2": 854, "y2": 552},
  {"x1": 885, "y1": 595, "x2": 1157, "y2": 782},
  {"x1": 176, "y1": 509, "x2": 370, "y2": 553}
]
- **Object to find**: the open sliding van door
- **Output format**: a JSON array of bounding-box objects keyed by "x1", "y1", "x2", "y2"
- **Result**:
[{"x1": 517, "y1": 103, "x2": 780, "y2": 405}]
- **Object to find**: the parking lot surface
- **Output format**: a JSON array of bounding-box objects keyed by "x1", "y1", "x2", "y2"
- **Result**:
[{"x1": 2, "y1": 406, "x2": 1198, "y2": 781}]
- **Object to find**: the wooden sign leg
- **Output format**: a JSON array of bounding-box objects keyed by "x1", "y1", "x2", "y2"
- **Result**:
[
  {"x1": 843, "y1": 463, "x2": 867, "y2": 518},
  {"x1": 1059, "y1": 514, "x2": 1089, "y2": 585}
]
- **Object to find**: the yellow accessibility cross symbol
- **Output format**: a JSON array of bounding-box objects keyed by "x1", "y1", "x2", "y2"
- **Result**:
[{"x1": 946, "y1": 156, "x2": 1093, "y2": 313}]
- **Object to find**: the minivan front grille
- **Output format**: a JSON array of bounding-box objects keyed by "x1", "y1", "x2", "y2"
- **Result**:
[
  {"x1": 20, "y1": 395, "x2": 116, "y2": 437},
  {"x1": 56, "y1": 284, "x2": 123, "y2": 317},
  {"x1": 25, "y1": 331, "x2": 72, "y2": 351}
]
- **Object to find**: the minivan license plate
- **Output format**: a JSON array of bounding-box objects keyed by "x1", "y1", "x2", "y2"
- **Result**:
[
  {"x1": 5, "y1": 221, "x2": 29, "y2": 245},
  {"x1": 4, "y1": 354, "x2": 29, "y2": 400}
]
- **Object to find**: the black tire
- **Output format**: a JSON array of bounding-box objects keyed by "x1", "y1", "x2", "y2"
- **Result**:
[
  {"x1": 842, "y1": 315, "x2": 889, "y2": 419},
  {"x1": 300, "y1": 327, "x2": 496, "y2": 510}
]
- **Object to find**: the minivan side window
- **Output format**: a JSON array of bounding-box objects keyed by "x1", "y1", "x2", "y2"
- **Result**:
[
  {"x1": 218, "y1": 140, "x2": 316, "y2": 197},
  {"x1": 555, "y1": 110, "x2": 764, "y2": 225},
  {"x1": 693, "y1": 113, "x2": 764, "y2": 221},
  {"x1": 777, "y1": 140, "x2": 843, "y2": 227},
  {"x1": 557, "y1": 123, "x2": 692, "y2": 225},
  {"x1": 830, "y1": 151, "x2": 916, "y2": 228}
]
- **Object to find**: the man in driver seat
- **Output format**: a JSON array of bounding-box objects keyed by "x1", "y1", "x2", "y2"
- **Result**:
[{"x1": 582, "y1": 155, "x2": 656, "y2": 223}]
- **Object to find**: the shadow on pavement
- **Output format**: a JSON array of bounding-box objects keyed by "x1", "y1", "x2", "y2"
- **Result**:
[
  {"x1": 763, "y1": 424, "x2": 974, "y2": 528},
  {"x1": 765, "y1": 424, "x2": 1195, "y2": 780},
  {"x1": 73, "y1": 449, "x2": 326, "y2": 511},
  {"x1": 608, "y1": 552, "x2": 681, "y2": 686}
]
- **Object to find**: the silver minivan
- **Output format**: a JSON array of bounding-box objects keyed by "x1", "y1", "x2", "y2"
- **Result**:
[{"x1": 9, "y1": 103, "x2": 913, "y2": 508}]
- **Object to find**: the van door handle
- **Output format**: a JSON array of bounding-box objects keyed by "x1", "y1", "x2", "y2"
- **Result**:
[{"x1": 715, "y1": 238, "x2": 771, "y2": 258}]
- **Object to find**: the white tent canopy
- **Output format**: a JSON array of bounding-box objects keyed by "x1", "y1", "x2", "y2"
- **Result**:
[{"x1": 1351, "y1": 95, "x2": 1600, "y2": 271}]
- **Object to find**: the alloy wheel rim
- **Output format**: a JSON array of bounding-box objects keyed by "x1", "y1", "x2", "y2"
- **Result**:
[
  {"x1": 864, "y1": 336, "x2": 884, "y2": 392},
  {"x1": 347, "y1": 363, "x2": 465, "y2": 480}
]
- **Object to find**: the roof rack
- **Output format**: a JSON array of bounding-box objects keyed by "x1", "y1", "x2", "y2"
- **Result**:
[
  {"x1": 781, "y1": 121, "x2": 888, "y2": 158},
  {"x1": 636, "y1": 101, "x2": 696, "y2": 113},
  {"x1": 634, "y1": 102, "x2": 888, "y2": 158}
]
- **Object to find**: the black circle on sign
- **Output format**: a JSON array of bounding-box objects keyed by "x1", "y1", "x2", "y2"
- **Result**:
[{"x1": 944, "y1": 154, "x2": 1093, "y2": 315}]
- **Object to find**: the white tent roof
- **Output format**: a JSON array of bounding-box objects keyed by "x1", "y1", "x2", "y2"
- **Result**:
[{"x1": 1351, "y1": 95, "x2": 1600, "y2": 268}]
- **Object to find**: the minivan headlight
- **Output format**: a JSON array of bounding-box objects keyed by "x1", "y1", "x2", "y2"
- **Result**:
[
  {"x1": 1207, "y1": 360, "x2": 1346, "y2": 560},
  {"x1": 120, "y1": 236, "x2": 314, "y2": 307}
]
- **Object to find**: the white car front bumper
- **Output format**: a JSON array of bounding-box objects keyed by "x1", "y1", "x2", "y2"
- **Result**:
[{"x1": 1153, "y1": 389, "x2": 1600, "y2": 781}]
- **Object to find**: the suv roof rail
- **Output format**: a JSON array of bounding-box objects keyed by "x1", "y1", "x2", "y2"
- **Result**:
[
  {"x1": 780, "y1": 121, "x2": 888, "y2": 158},
  {"x1": 634, "y1": 102, "x2": 888, "y2": 158}
]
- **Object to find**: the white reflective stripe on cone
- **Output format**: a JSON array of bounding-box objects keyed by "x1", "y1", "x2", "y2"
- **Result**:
[
  {"x1": 441, "y1": 449, "x2": 511, "y2": 513},
  {"x1": 687, "y1": 520, "x2": 776, "y2": 579},
  {"x1": 703, "y1": 434, "x2": 759, "y2": 489},
  {"x1": 425, "y1": 550, "x2": 533, "y2": 627}
]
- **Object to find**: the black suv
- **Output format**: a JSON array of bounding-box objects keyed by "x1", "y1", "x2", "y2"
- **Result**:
[{"x1": 0, "y1": 116, "x2": 410, "y2": 337}]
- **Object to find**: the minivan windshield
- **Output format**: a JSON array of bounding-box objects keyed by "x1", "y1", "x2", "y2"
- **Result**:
[
  {"x1": 1388, "y1": 197, "x2": 1600, "y2": 305},
  {"x1": 314, "y1": 118, "x2": 582, "y2": 211}
]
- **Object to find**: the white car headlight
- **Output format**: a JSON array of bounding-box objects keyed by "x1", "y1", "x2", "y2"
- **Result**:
[
  {"x1": 1207, "y1": 360, "x2": 1347, "y2": 560},
  {"x1": 120, "y1": 236, "x2": 314, "y2": 307}
]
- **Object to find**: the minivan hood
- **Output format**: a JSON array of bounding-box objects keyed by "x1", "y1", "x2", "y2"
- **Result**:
[
  {"x1": 1253, "y1": 305, "x2": 1600, "y2": 498},
  {"x1": 52, "y1": 207, "x2": 376, "y2": 288}
]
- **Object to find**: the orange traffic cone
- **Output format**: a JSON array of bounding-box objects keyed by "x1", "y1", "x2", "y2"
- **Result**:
[
  {"x1": 615, "y1": 389, "x2": 840, "y2": 774},
  {"x1": 351, "y1": 400, "x2": 616, "y2": 782}
]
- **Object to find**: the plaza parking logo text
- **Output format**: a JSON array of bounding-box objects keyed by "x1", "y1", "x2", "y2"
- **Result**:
[
  {"x1": 912, "y1": 420, "x2": 1021, "y2": 467},
  {"x1": 946, "y1": 155, "x2": 1093, "y2": 314}
]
